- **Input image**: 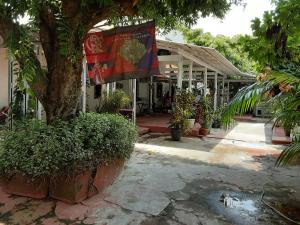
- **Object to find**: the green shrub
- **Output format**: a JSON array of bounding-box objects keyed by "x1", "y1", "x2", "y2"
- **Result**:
[
  {"x1": 73, "y1": 113, "x2": 137, "y2": 163},
  {"x1": 0, "y1": 113, "x2": 137, "y2": 179},
  {"x1": 98, "y1": 90, "x2": 130, "y2": 113}
]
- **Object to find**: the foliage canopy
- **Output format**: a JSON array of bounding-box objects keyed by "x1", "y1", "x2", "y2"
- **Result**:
[{"x1": 0, "y1": 0, "x2": 242, "y2": 123}]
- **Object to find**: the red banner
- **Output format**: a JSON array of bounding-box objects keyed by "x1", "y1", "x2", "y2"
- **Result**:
[{"x1": 84, "y1": 21, "x2": 159, "y2": 84}]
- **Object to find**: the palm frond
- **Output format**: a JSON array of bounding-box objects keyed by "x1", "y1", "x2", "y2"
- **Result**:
[
  {"x1": 222, "y1": 81, "x2": 272, "y2": 129},
  {"x1": 276, "y1": 137, "x2": 300, "y2": 167},
  {"x1": 269, "y1": 70, "x2": 300, "y2": 87},
  {"x1": 273, "y1": 110, "x2": 300, "y2": 129}
]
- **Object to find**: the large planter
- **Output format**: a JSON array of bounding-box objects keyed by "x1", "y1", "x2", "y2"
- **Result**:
[
  {"x1": 3, "y1": 173, "x2": 49, "y2": 199},
  {"x1": 187, "y1": 119, "x2": 195, "y2": 129},
  {"x1": 49, "y1": 159, "x2": 125, "y2": 204},
  {"x1": 92, "y1": 159, "x2": 125, "y2": 193},
  {"x1": 49, "y1": 170, "x2": 92, "y2": 204},
  {"x1": 199, "y1": 127, "x2": 209, "y2": 136},
  {"x1": 171, "y1": 128, "x2": 182, "y2": 141},
  {"x1": 1, "y1": 159, "x2": 125, "y2": 203}
]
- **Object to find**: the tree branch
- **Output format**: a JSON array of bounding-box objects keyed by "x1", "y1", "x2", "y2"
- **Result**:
[
  {"x1": 82, "y1": 0, "x2": 138, "y2": 32},
  {"x1": 39, "y1": 4, "x2": 56, "y2": 69},
  {"x1": 0, "y1": 16, "x2": 48, "y2": 104}
]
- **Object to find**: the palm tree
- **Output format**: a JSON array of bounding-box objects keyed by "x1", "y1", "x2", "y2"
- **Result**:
[{"x1": 222, "y1": 70, "x2": 300, "y2": 166}]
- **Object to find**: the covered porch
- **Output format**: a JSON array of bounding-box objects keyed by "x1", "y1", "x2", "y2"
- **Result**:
[
  {"x1": 132, "y1": 40, "x2": 255, "y2": 133},
  {"x1": 132, "y1": 39, "x2": 255, "y2": 115},
  {"x1": 83, "y1": 39, "x2": 255, "y2": 127}
]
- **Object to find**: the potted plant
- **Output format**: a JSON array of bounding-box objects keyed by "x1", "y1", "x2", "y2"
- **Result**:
[
  {"x1": 0, "y1": 120, "x2": 60, "y2": 199},
  {"x1": 212, "y1": 105, "x2": 225, "y2": 128},
  {"x1": 196, "y1": 97, "x2": 213, "y2": 136},
  {"x1": 97, "y1": 90, "x2": 130, "y2": 113},
  {"x1": 187, "y1": 108, "x2": 196, "y2": 129},
  {"x1": 0, "y1": 113, "x2": 137, "y2": 203},
  {"x1": 49, "y1": 113, "x2": 136, "y2": 203},
  {"x1": 169, "y1": 90, "x2": 194, "y2": 141}
]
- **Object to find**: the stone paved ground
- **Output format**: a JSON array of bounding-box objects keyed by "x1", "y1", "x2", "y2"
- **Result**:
[{"x1": 0, "y1": 121, "x2": 300, "y2": 225}]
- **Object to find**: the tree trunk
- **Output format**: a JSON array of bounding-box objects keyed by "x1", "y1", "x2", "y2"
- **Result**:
[{"x1": 43, "y1": 54, "x2": 83, "y2": 124}]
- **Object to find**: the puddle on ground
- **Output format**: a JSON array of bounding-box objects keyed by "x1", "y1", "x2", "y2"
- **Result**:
[
  {"x1": 205, "y1": 190, "x2": 287, "y2": 225},
  {"x1": 220, "y1": 193, "x2": 257, "y2": 212}
]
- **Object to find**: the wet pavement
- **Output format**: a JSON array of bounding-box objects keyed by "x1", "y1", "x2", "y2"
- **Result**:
[{"x1": 0, "y1": 121, "x2": 300, "y2": 225}]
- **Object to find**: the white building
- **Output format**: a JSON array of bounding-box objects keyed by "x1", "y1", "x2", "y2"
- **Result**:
[{"x1": 0, "y1": 38, "x2": 255, "y2": 121}]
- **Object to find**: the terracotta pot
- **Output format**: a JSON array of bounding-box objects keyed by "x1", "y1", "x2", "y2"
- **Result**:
[
  {"x1": 49, "y1": 170, "x2": 92, "y2": 204},
  {"x1": 92, "y1": 159, "x2": 125, "y2": 193},
  {"x1": 199, "y1": 128, "x2": 209, "y2": 136},
  {"x1": 3, "y1": 173, "x2": 49, "y2": 199}
]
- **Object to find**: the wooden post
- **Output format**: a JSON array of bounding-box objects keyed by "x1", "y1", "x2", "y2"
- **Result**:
[
  {"x1": 106, "y1": 83, "x2": 110, "y2": 95},
  {"x1": 203, "y1": 67, "x2": 208, "y2": 97},
  {"x1": 214, "y1": 72, "x2": 218, "y2": 111},
  {"x1": 36, "y1": 100, "x2": 42, "y2": 120},
  {"x1": 132, "y1": 79, "x2": 137, "y2": 125},
  {"x1": 82, "y1": 57, "x2": 87, "y2": 113},
  {"x1": 23, "y1": 81, "x2": 29, "y2": 116},
  {"x1": 227, "y1": 81, "x2": 230, "y2": 103},
  {"x1": 221, "y1": 75, "x2": 225, "y2": 105},
  {"x1": 188, "y1": 61, "x2": 193, "y2": 91},
  {"x1": 177, "y1": 56, "x2": 183, "y2": 90},
  {"x1": 149, "y1": 76, "x2": 153, "y2": 113},
  {"x1": 112, "y1": 82, "x2": 116, "y2": 92}
]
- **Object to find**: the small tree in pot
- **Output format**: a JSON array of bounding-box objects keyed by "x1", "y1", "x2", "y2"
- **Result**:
[
  {"x1": 196, "y1": 97, "x2": 213, "y2": 136},
  {"x1": 212, "y1": 105, "x2": 225, "y2": 128},
  {"x1": 169, "y1": 90, "x2": 194, "y2": 141}
]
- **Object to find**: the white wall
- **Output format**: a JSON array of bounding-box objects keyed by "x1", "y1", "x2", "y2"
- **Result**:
[{"x1": 0, "y1": 48, "x2": 8, "y2": 108}]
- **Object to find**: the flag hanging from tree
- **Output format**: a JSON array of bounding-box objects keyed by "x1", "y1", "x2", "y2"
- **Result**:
[{"x1": 84, "y1": 21, "x2": 159, "y2": 84}]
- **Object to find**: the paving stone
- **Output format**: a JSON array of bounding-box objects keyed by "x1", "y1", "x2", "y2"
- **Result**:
[
  {"x1": 40, "y1": 217, "x2": 66, "y2": 225},
  {"x1": 174, "y1": 210, "x2": 201, "y2": 225},
  {"x1": 55, "y1": 201, "x2": 89, "y2": 221},
  {"x1": 82, "y1": 193, "x2": 106, "y2": 208},
  {"x1": 105, "y1": 183, "x2": 170, "y2": 216},
  {"x1": 9, "y1": 200, "x2": 54, "y2": 225},
  {"x1": 84, "y1": 200, "x2": 146, "y2": 225}
]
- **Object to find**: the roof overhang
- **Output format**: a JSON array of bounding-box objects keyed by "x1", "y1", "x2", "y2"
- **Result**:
[{"x1": 156, "y1": 39, "x2": 255, "y2": 78}]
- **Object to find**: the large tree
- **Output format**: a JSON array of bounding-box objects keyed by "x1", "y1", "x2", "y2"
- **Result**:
[{"x1": 0, "y1": 0, "x2": 240, "y2": 124}]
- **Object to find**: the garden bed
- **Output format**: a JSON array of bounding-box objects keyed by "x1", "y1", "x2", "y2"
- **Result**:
[
  {"x1": 272, "y1": 127, "x2": 292, "y2": 145},
  {"x1": 0, "y1": 113, "x2": 136, "y2": 203}
]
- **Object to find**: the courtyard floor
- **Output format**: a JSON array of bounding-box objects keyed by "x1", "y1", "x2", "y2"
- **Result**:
[{"x1": 0, "y1": 121, "x2": 300, "y2": 225}]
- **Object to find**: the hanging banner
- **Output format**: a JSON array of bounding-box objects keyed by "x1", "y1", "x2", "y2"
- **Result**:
[{"x1": 84, "y1": 21, "x2": 159, "y2": 84}]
